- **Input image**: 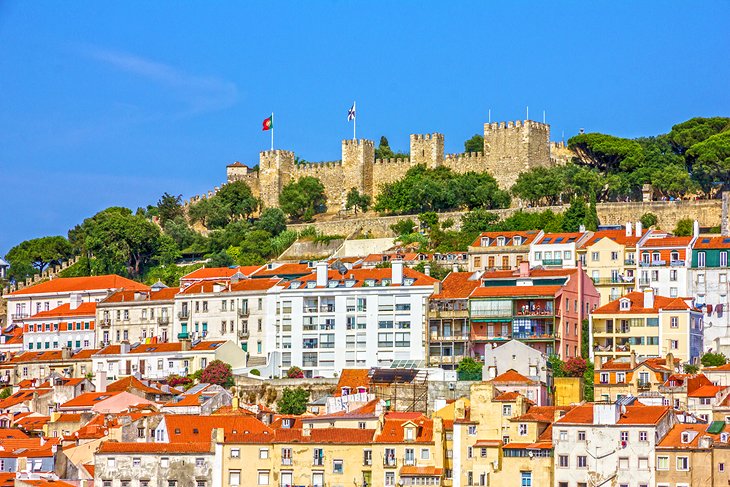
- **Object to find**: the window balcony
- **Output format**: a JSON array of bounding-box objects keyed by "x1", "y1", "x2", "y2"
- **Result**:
[
  {"x1": 542, "y1": 259, "x2": 563, "y2": 266},
  {"x1": 157, "y1": 316, "x2": 170, "y2": 326},
  {"x1": 237, "y1": 308, "x2": 249, "y2": 318},
  {"x1": 11, "y1": 313, "x2": 29, "y2": 322},
  {"x1": 238, "y1": 329, "x2": 249, "y2": 340},
  {"x1": 177, "y1": 332, "x2": 190, "y2": 339},
  {"x1": 383, "y1": 457, "x2": 397, "y2": 467},
  {"x1": 178, "y1": 310, "x2": 189, "y2": 319},
  {"x1": 100, "y1": 318, "x2": 112, "y2": 328}
]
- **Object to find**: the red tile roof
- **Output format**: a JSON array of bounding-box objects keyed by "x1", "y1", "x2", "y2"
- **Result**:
[
  {"x1": 374, "y1": 414, "x2": 433, "y2": 444},
  {"x1": 59, "y1": 391, "x2": 124, "y2": 408},
  {"x1": 291, "y1": 267, "x2": 437, "y2": 288},
  {"x1": 96, "y1": 340, "x2": 225, "y2": 355},
  {"x1": 490, "y1": 369, "x2": 534, "y2": 384},
  {"x1": 335, "y1": 369, "x2": 371, "y2": 397},
  {"x1": 8, "y1": 275, "x2": 147, "y2": 296},
  {"x1": 102, "y1": 287, "x2": 179, "y2": 303},
  {"x1": 641, "y1": 236, "x2": 693, "y2": 248},
  {"x1": 182, "y1": 265, "x2": 263, "y2": 281},
  {"x1": 557, "y1": 404, "x2": 671, "y2": 425},
  {"x1": 593, "y1": 291, "x2": 694, "y2": 314},
  {"x1": 534, "y1": 232, "x2": 589, "y2": 245},
  {"x1": 693, "y1": 236, "x2": 730, "y2": 249},
  {"x1": 657, "y1": 423, "x2": 720, "y2": 448},
  {"x1": 252, "y1": 263, "x2": 317, "y2": 278},
  {"x1": 470, "y1": 285, "x2": 561, "y2": 298},
  {"x1": 431, "y1": 272, "x2": 481, "y2": 299},
  {"x1": 25, "y1": 302, "x2": 97, "y2": 319},
  {"x1": 97, "y1": 441, "x2": 212, "y2": 453},
  {"x1": 273, "y1": 427, "x2": 375, "y2": 444},
  {"x1": 687, "y1": 384, "x2": 726, "y2": 398},
  {"x1": 580, "y1": 229, "x2": 641, "y2": 248},
  {"x1": 165, "y1": 414, "x2": 271, "y2": 443},
  {"x1": 6, "y1": 349, "x2": 99, "y2": 363},
  {"x1": 400, "y1": 466, "x2": 444, "y2": 476},
  {"x1": 469, "y1": 231, "x2": 540, "y2": 248}
]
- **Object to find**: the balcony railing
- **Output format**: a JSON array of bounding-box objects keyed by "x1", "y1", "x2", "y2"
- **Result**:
[
  {"x1": 625, "y1": 259, "x2": 636, "y2": 266},
  {"x1": 238, "y1": 330, "x2": 249, "y2": 339},
  {"x1": 100, "y1": 318, "x2": 112, "y2": 328},
  {"x1": 383, "y1": 457, "x2": 397, "y2": 467},
  {"x1": 638, "y1": 279, "x2": 651, "y2": 287},
  {"x1": 178, "y1": 310, "x2": 189, "y2": 319},
  {"x1": 237, "y1": 308, "x2": 249, "y2": 318},
  {"x1": 640, "y1": 260, "x2": 666, "y2": 267},
  {"x1": 11, "y1": 313, "x2": 29, "y2": 322},
  {"x1": 592, "y1": 277, "x2": 635, "y2": 285},
  {"x1": 312, "y1": 457, "x2": 324, "y2": 466},
  {"x1": 542, "y1": 259, "x2": 563, "y2": 266},
  {"x1": 177, "y1": 332, "x2": 190, "y2": 339},
  {"x1": 637, "y1": 381, "x2": 651, "y2": 390},
  {"x1": 157, "y1": 316, "x2": 169, "y2": 326},
  {"x1": 282, "y1": 458, "x2": 292, "y2": 466},
  {"x1": 319, "y1": 304, "x2": 336, "y2": 313}
]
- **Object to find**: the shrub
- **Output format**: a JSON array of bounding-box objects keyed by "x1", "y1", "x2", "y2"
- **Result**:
[
  {"x1": 286, "y1": 366, "x2": 304, "y2": 379},
  {"x1": 201, "y1": 360, "x2": 234, "y2": 388}
]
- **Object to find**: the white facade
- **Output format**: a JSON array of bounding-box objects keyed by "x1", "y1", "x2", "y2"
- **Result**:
[
  {"x1": 553, "y1": 402, "x2": 674, "y2": 487},
  {"x1": 275, "y1": 261, "x2": 435, "y2": 378},
  {"x1": 97, "y1": 291, "x2": 175, "y2": 347},
  {"x1": 529, "y1": 233, "x2": 589, "y2": 269},
  {"x1": 689, "y1": 267, "x2": 730, "y2": 352}
]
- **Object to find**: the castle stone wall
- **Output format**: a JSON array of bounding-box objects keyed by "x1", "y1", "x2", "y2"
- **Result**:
[
  {"x1": 259, "y1": 150, "x2": 295, "y2": 208},
  {"x1": 293, "y1": 161, "x2": 347, "y2": 211},
  {"x1": 483, "y1": 120, "x2": 552, "y2": 190},
  {"x1": 288, "y1": 199, "x2": 722, "y2": 238},
  {"x1": 410, "y1": 133, "x2": 444, "y2": 168}
]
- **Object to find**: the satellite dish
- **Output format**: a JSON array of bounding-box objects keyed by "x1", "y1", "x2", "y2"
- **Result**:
[{"x1": 332, "y1": 260, "x2": 348, "y2": 276}]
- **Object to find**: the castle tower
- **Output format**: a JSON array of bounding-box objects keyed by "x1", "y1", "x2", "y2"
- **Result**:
[
  {"x1": 410, "y1": 133, "x2": 444, "y2": 168},
  {"x1": 258, "y1": 150, "x2": 295, "y2": 208},
  {"x1": 483, "y1": 120, "x2": 551, "y2": 190},
  {"x1": 342, "y1": 139, "x2": 375, "y2": 197}
]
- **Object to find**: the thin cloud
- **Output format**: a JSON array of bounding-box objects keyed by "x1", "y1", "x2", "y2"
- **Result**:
[{"x1": 82, "y1": 46, "x2": 239, "y2": 115}]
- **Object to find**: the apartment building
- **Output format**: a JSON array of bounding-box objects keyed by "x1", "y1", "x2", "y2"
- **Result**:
[
  {"x1": 689, "y1": 236, "x2": 730, "y2": 354},
  {"x1": 426, "y1": 271, "x2": 481, "y2": 369},
  {"x1": 21, "y1": 296, "x2": 96, "y2": 351},
  {"x1": 553, "y1": 400, "x2": 675, "y2": 487},
  {"x1": 178, "y1": 265, "x2": 263, "y2": 287},
  {"x1": 0, "y1": 348, "x2": 97, "y2": 386},
  {"x1": 96, "y1": 285, "x2": 177, "y2": 347},
  {"x1": 529, "y1": 232, "x2": 592, "y2": 269},
  {"x1": 590, "y1": 289, "x2": 704, "y2": 365},
  {"x1": 173, "y1": 278, "x2": 283, "y2": 365},
  {"x1": 636, "y1": 233, "x2": 694, "y2": 298},
  {"x1": 594, "y1": 353, "x2": 678, "y2": 402},
  {"x1": 5, "y1": 275, "x2": 147, "y2": 326},
  {"x1": 469, "y1": 264, "x2": 599, "y2": 360},
  {"x1": 579, "y1": 225, "x2": 642, "y2": 305},
  {"x1": 274, "y1": 261, "x2": 437, "y2": 378},
  {"x1": 91, "y1": 340, "x2": 247, "y2": 381},
  {"x1": 467, "y1": 231, "x2": 541, "y2": 272},
  {"x1": 655, "y1": 422, "x2": 730, "y2": 487}
]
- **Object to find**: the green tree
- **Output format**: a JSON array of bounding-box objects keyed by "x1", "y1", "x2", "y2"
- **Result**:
[
  {"x1": 583, "y1": 361, "x2": 594, "y2": 401},
  {"x1": 69, "y1": 207, "x2": 161, "y2": 278},
  {"x1": 206, "y1": 250, "x2": 234, "y2": 268},
  {"x1": 561, "y1": 199, "x2": 589, "y2": 232},
  {"x1": 456, "y1": 357, "x2": 483, "y2": 381},
  {"x1": 568, "y1": 133, "x2": 644, "y2": 173},
  {"x1": 584, "y1": 194, "x2": 600, "y2": 231},
  {"x1": 5, "y1": 236, "x2": 74, "y2": 279},
  {"x1": 0, "y1": 387, "x2": 12, "y2": 399},
  {"x1": 683, "y1": 363, "x2": 700, "y2": 374},
  {"x1": 279, "y1": 176, "x2": 327, "y2": 222},
  {"x1": 668, "y1": 117, "x2": 730, "y2": 155},
  {"x1": 548, "y1": 355, "x2": 566, "y2": 378},
  {"x1": 701, "y1": 352, "x2": 728, "y2": 367},
  {"x1": 686, "y1": 131, "x2": 730, "y2": 194},
  {"x1": 215, "y1": 181, "x2": 259, "y2": 219},
  {"x1": 640, "y1": 212, "x2": 658, "y2": 229},
  {"x1": 511, "y1": 166, "x2": 566, "y2": 206},
  {"x1": 464, "y1": 134, "x2": 484, "y2": 153},
  {"x1": 188, "y1": 197, "x2": 230, "y2": 229},
  {"x1": 374, "y1": 136, "x2": 409, "y2": 160},
  {"x1": 460, "y1": 209, "x2": 500, "y2": 234},
  {"x1": 156, "y1": 192, "x2": 184, "y2": 225},
  {"x1": 256, "y1": 208, "x2": 287, "y2": 236},
  {"x1": 345, "y1": 188, "x2": 372, "y2": 214},
  {"x1": 673, "y1": 218, "x2": 694, "y2": 237},
  {"x1": 277, "y1": 387, "x2": 310, "y2": 415},
  {"x1": 390, "y1": 219, "x2": 416, "y2": 236}
]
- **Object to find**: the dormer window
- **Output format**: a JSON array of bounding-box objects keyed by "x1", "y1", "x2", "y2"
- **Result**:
[
  {"x1": 282, "y1": 419, "x2": 292, "y2": 429},
  {"x1": 404, "y1": 425, "x2": 415, "y2": 441},
  {"x1": 381, "y1": 279, "x2": 391, "y2": 287},
  {"x1": 306, "y1": 281, "x2": 316, "y2": 289},
  {"x1": 481, "y1": 237, "x2": 490, "y2": 247},
  {"x1": 364, "y1": 279, "x2": 375, "y2": 287},
  {"x1": 513, "y1": 236, "x2": 522, "y2": 246},
  {"x1": 357, "y1": 387, "x2": 367, "y2": 394},
  {"x1": 403, "y1": 278, "x2": 415, "y2": 286},
  {"x1": 671, "y1": 251, "x2": 679, "y2": 262},
  {"x1": 497, "y1": 237, "x2": 506, "y2": 246},
  {"x1": 652, "y1": 252, "x2": 660, "y2": 263},
  {"x1": 619, "y1": 299, "x2": 631, "y2": 311},
  {"x1": 341, "y1": 387, "x2": 351, "y2": 396},
  {"x1": 721, "y1": 432, "x2": 729, "y2": 443},
  {"x1": 681, "y1": 431, "x2": 691, "y2": 444},
  {"x1": 290, "y1": 281, "x2": 302, "y2": 289}
]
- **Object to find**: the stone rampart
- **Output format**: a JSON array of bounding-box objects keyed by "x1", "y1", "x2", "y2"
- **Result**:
[{"x1": 289, "y1": 199, "x2": 723, "y2": 238}]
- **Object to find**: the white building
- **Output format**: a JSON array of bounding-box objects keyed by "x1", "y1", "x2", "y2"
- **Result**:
[
  {"x1": 553, "y1": 400, "x2": 675, "y2": 487},
  {"x1": 529, "y1": 232, "x2": 591, "y2": 269},
  {"x1": 636, "y1": 232, "x2": 695, "y2": 299},
  {"x1": 172, "y1": 277, "x2": 283, "y2": 365},
  {"x1": 91, "y1": 340, "x2": 247, "y2": 381},
  {"x1": 21, "y1": 296, "x2": 97, "y2": 351},
  {"x1": 275, "y1": 260, "x2": 437, "y2": 377},
  {"x1": 5, "y1": 274, "x2": 147, "y2": 327}
]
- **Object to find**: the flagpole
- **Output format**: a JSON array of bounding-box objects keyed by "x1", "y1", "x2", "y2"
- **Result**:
[
  {"x1": 271, "y1": 112, "x2": 274, "y2": 151},
  {"x1": 353, "y1": 101, "x2": 357, "y2": 140}
]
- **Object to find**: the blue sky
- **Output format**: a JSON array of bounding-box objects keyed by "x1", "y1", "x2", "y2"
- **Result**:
[{"x1": 1, "y1": 2, "x2": 729, "y2": 256}]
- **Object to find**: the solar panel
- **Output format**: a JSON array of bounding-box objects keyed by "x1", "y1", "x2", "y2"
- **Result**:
[
  {"x1": 703, "y1": 238, "x2": 711, "y2": 243},
  {"x1": 555, "y1": 237, "x2": 564, "y2": 243},
  {"x1": 543, "y1": 238, "x2": 552, "y2": 243}
]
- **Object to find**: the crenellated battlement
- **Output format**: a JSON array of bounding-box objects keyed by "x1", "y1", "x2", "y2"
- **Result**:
[{"x1": 221, "y1": 117, "x2": 559, "y2": 211}]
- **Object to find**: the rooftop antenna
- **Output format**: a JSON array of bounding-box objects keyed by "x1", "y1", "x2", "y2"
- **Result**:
[
  {"x1": 526, "y1": 106, "x2": 529, "y2": 121},
  {"x1": 488, "y1": 109, "x2": 491, "y2": 123},
  {"x1": 543, "y1": 110, "x2": 546, "y2": 124}
]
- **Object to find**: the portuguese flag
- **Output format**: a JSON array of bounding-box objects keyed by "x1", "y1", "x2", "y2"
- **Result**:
[{"x1": 262, "y1": 115, "x2": 273, "y2": 131}]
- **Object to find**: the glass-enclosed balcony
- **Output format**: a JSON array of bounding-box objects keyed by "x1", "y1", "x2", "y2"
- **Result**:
[{"x1": 514, "y1": 299, "x2": 554, "y2": 317}]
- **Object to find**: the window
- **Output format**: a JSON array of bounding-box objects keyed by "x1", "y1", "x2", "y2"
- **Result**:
[
  {"x1": 230, "y1": 448, "x2": 240, "y2": 458},
  {"x1": 467, "y1": 446, "x2": 473, "y2": 458},
  {"x1": 404, "y1": 448, "x2": 415, "y2": 465},
  {"x1": 720, "y1": 463, "x2": 725, "y2": 472},
  {"x1": 577, "y1": 455, "x2": 587, "y2": 468},
  {"x1": 618, "y1": 457, "x2": 628, "y2": 469},
  {"x1": 332, "y1": 459, "x2": 343, "y2": 474},
  {"x1": 132, "y1": 458, "x2": 141, "y2": 467},
  {"x1": 502, "y1": 404, "x2": 512, "y2": 416},
  {"x1": 677, "y1": 456, "x2": 689, "y2": 471},
  {"x1": 559, "y1": 430, "x2": 567, "y2": 441},
  {"x1": 558, "y1": 455, "x2": 568, "y2": 467},
  {"x1": 385, "y1": 472, "x2": 395, "y2": 486},
  {"x1": 519, "y1": 423, "x2": 528, "y2": 436},
  {"x1": 259, "y1": 448, "x2": 269, "y2": 459},
  {"x1": 657, "y1": 456, "x2": 669, "y2": 470},
  {"x1": 670, "y1": 339, "x2": 679, "y2": 350},
  {"x1": 521, "y1": 472, "x2": 532, "y2": 487},
  {"x1": 363, "y1": 449, "x2": 372, "y2": 466},
  {"x1": 670, "y1": 316, "x2": 679, "y2": 328},
  {"x1": 600, "y1": 372, "x2": 609, "y2": 384},
  {"x1": 257, "y1": 471, "x2": 269, "y2": 485},
  {"x1": 468, "y1": 425, "x2": 477, "y2": 435},
  {"x1": 592, "y1": 252, "x2": 600, "y2": 262},
  {"x1": 107, "y1": 458, "x2": 116, "y2": 468},
  {"x1": 698, "y1": 252, "x2": 706, "y2": 267},
  {"x1": 620, "y1": 431, "x2": 629, "y2": 442},
  {"x1": 480, "y1": 447, "x2": 487, "y2": 458},
  {"x1": 639, "y1": 430, "x2": 647, "y2": 442},
  {"x1": 638, "y1": 457, "x2": 648, "y2": 470},
  {"x1": 578, "y1": 430, "x2": 586, "y2": 441},
  {"x1": 616, "y1": 372, "x2": 626, "y2": 383}
]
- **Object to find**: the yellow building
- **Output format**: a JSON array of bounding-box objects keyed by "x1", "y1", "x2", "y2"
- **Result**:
[
  {"x1": 655, "y1": 422, "x2": 730, "y2": 487},
  {"x1": 578, "y1": 228, "x2": 641, "y2": 305},
  {"x1": 594, "y1": 352, "x2": 678, "y2": 402},
  {"x1": 590, "y1": 289, "x2": 703, "y2": 366}
]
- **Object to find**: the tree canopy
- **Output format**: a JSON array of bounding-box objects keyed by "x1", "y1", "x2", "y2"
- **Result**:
[
  {"x1": 374, "y1": 165, "x2": 510, "y2": 215},
  {"x1": 374, "y1": 136, "x2": 409, "y2": 160},
  {"x1": 464, "y1": 134, "x2": 484, "y2": 153},
  {"x1": 277, "y1": 387, "x2": 310, "y2": 414},
  {"x1": 156, "y1": 193, "x2": 184, "y2": 226},
  {"x1": 345, "y1": 188, "x2": 371, "y2": 214},
  {"x1": 279, "y1": 176, "x2": 327, "y2": 222},
  {"x1": 5, "y1": 236, "x2": 74, "y2": 281}
]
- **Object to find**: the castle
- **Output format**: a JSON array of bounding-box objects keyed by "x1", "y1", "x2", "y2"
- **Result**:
[{"x1": 224, "y1": 119, "x2": 573, "y2": 211}]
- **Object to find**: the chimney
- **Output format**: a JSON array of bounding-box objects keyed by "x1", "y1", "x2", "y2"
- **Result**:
[
  {"x1": 666, "y1": 352, "x2": 675, "y2": 371},
  {"x1": 433, "y1": 398, "x2": 446, "y2": 412},
  {"x1": 391, "y1": 259, "x2": 404, "y2": 286},
  {"x1": 630, "y1": 350, "x2": 637, "y2": 369},
  {"x1": 579, "y1": 224, "x2": 586, "y2": 233},
  {"x1": 180, "y1": 339, "x2": 192, "y2": 352},
  {"x1": 643, "y1": 288, "x2": 654, "y2": 309},
  {"x1": 595, "y1": 357, "x2": 601, "y2": 370},
  {"x1": 625, "y1": 222, "x2": 633, "y2": 237},
  {"x1": 424, "y1": 264, "x2": 431, "y2": 276},
  {"x1": 120, "y1": 341, "x2": 131, "y2": 355},
  {"x1": 519, "y1": 261, "x2": 530, "y2": 278},
  {"x1": 636, "y1": 221, "x2": 643, "y2": 237},
  {"x1": 593, "y1": 402, "x2": 620, "y2": 425},
  {"x1": 452, "y1": 263, "x2": 459, "y2": 273},
  {"x1": 61, "y1": 347, "x2": 71, "y2": 360},
  {"x1": 69, "y1": 293, "x2": 82, "y2": 310},
  {"x1": 693, "y1": 220, "x2": 700, "y2": 238},
  {"x1": 232, "y1": 395, "x2": 240, "y2": 410},
  {"x1": 315, "y1": 261, "x2": 329, "y2": 287},
  {"x1": 95, "y1": 371, "x2": 107, "y2": 393},
  {"x1": 432, "y1": 281, "x2": 442, "y2": 295}
]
